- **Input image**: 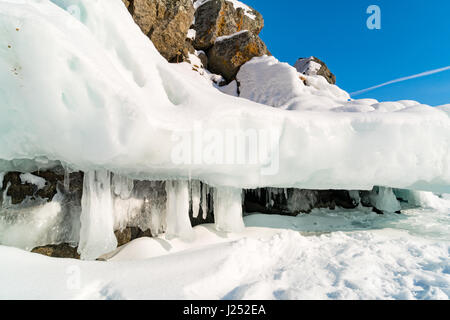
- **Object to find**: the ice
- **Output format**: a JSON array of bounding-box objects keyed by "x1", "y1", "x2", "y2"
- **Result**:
[
  {"x1": 0, "y1": 199, "x2": 63, "y2": 250},
  {"x1": 112, "y1": 173, "x2": 134, "y2": 200},
  {"x1": 63, "y1": 167, "x2": 70, "y2": 191},
  {"x1": 0, "y1": 185, "x2": 80, "y2": 250},
  {"x1": 78, "y1": 170, "x2": 117, "y2": 260},
  {"x1": 201, "y1": 182, "x2": 209, "y2": 219},
  {"x1": 213, "y1": 186, "x2": 245, "y2": 232},
  {"x1": 0, "y1": 0, "x2": 448, "y2": 194},
  {"x1": 395, "y1": 189, "x2": 450, "y2": 211},
  {"x1": 370, "y1": 187, "x2": 401, "y2": 213},
  {"x1": 190, "y1": 180, "x2": 201, "y2": 218},
  {"x1": 19, "y1": 173, "x2": 46, "y2": 190},
  {"x1": 112, "y1": 180, "x2": 166, "y2": 236},
  {"x1": 0, "y1": 172, "x2": 4, "y2": 188},
  {"x1": 165, "y1": 180, "x2": 194, "y2": 241}
]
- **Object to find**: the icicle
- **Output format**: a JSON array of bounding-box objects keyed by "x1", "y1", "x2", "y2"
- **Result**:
[
  {"x1": 1, "y1": 182, "x2": 12, "y2": 208},
  {"x1": 165, "y1": 180, "x2": 194, "y2": 241},
  {"x1": 112, "y1": 174, "x2": 134, "y2": 200},
  {"x1": 201, "y1": 183, "x2": 208, "y2": 219},
  {"x1": 0, "y1": 172, "x2": 5, "y2": 190},
  {"x1": 214, "y1": 186, "x2": 245, "y2": 233},
  {"x1": 190, "y1": 180, "x2": 201, "y2": 218},
  {"x1": 63, "y1": 168, "x2": 70, "y2": 192},
  {"x1": 147, "y1": 181, "x2": 167, "y2": 236},
  {"x1": 78, "y1": 170, "x2": 117, "y2": 260},
  {"x1": 283, "y1": 188, "x2": 288, "y2": 201}
]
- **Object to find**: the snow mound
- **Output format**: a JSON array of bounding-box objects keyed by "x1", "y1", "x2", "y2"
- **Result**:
[
  {"x1": 294, "y1": 56, "x2": 322, "y2": 75},
  {"x1": 0, "y1": 0, "x2": 448, "y2": 194}
]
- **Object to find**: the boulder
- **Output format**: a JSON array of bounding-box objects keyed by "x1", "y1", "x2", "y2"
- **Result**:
[
  {"x1": 193, "y1": 0, "x2": 264, "y2": 50},
  {"x1": 123, "y1": 0, "x2": 195, "y2": 62},
  {"x1": 32, "y1": 244, "x2": 80, "y2": 259},
  {"x1": 208, "y1": 30, "x2": 268, "y2": 82},
  {"x1": 294, "y1": 56, "x2": 336, "y2": 85},
  {"x1": 114, "y1": 227, "x2": 153, "y2": 247}
]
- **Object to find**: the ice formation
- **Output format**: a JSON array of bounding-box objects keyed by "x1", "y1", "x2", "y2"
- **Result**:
[
  {"x1": 19, "y1": 173, "x2": 46, "y2": 190},
  {"x1": 370, "y1": 187, "x2": 401, "y2": 213},
  {"x1": 165, "y1": 180, "x2": 194, "y2": 241},
  {"x1": 78, "y1": 170, "x2": 117, "y2": 260},
  {"x1": 0, "y1": 181, "x2": 80, "y2": 251},
  {"x1": 190, "y1": 180, "x2": 201, "y2": 219},
  {"x1": 213, "y1": 186, "x2": 245, "y2": 232}
]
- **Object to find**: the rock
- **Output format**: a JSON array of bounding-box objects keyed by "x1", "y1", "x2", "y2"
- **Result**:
[
  {"x1": 0, "y1": 169, "x2": 83, "y2": 205},
  {"x1": 208, "y1": 30, "x2": 268, "y2": 82},
  {"x1": 294, "y1": 56, "x2": 336, "y2": 85},
  {"x1": 124, "y1": 0, "x2": 195, "y2": 62},
  {"x1": 193, "y1": 0, "x2": 264, "y2": 50},
  {"x1": 114, "y1": 227, "x2": 153, "y2": 247},
  {"x1": 32, "y1": 244, "x2": 80, "y2": 259},
  {"x1": 1, "y1": 172, "x2": 36, "y2": 205},
  {"x1": 244, "y1": 188, "x2": 359, "y2": 215}
]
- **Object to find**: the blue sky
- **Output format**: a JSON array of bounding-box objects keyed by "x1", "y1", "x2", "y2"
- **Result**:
[{"x1": 243, "y1": 0, "x2": 450, "y2": 106}]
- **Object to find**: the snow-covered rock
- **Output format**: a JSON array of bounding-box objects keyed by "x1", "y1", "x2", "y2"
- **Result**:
[{"x1": 294, "y1": 56, "x2": 336, "y2": 84}]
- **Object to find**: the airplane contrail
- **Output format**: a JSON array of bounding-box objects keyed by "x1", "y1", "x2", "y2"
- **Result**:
[{"x1": 350, "y1": 65, "x2": 450, "y2": 96}]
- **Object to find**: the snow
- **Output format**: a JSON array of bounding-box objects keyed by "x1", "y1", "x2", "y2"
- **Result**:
[
  {"x1": 0, "y1": 201, "x2": 448, "y2": 299},
  {"x1": 0, "y1": 0, "x2": 448, "y2": 194},
  {"x1": 294, "y1": 57, "x2": 322, "y2": 76},
  {"x1": 186, "y1": 28, "x2": 196, "y2": 40},
  {"x1": 227, "y1": 0, "x2": 257, "y2": 20},
  {"x1": 219, "y1": 80, "x2": 239, "y2": 96},
  {"x1": 19, "y1": 173, "x2": 46, "y2": 189},
  {"x1": 215, "y1": 30, "x2": 249, "y2": 43}
]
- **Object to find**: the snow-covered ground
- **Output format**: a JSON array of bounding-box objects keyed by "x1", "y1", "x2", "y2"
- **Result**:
[{"x1": 1, "y1": 198, "x2": 448, "y2": 300}]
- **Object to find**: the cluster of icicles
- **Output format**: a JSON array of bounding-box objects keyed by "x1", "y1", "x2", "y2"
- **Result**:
[{"x1": 79, "y1": 170, "x2": 244, "y2": 260}]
